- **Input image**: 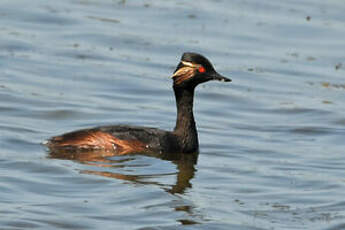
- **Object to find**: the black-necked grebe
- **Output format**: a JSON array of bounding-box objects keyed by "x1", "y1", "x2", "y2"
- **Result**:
[{"x1": 47, "y1": 52, "x2": 231, "y2": 155}]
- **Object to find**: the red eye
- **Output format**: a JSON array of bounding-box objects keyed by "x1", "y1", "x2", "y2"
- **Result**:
[{"x1": 198, "y1": 66, "x2": 206, "y2": 73}]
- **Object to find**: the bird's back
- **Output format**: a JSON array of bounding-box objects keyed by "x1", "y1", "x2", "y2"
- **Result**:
[{"x1": 47, "y1": 125, "x2": 178, "y2": 155}]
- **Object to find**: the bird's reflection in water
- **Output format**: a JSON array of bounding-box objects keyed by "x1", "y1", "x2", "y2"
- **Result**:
[{"x1": 48, "y1": 149, "x2": 200, "y2": 224}]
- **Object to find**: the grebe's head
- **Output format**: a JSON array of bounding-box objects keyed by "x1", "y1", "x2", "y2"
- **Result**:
[{"x1": 171, "y1": 52, "x2": 231, "y2": 88}]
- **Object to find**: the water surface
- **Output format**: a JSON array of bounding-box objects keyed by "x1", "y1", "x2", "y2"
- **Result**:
[{"x1": 1, "y1": 0, "x2": 345, "y2": 229}]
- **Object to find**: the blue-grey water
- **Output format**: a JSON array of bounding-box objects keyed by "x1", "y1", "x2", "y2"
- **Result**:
[{"x1": 1, "y1": 0, "x2": 345, "y2": 229}]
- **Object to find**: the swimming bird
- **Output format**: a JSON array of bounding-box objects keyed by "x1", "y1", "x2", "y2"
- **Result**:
[{"x1": 47, "y1": 52, "x2": 231, "y2": 156}]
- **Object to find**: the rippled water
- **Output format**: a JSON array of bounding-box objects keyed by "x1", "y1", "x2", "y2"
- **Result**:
[{"x1": 1, "y1": 0, "x2": 345, "y2": 229}]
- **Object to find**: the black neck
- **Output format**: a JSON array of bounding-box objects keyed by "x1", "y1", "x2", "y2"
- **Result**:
[{"x1": 173, "y1": 85, "x2": 199, "y2": 153}]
